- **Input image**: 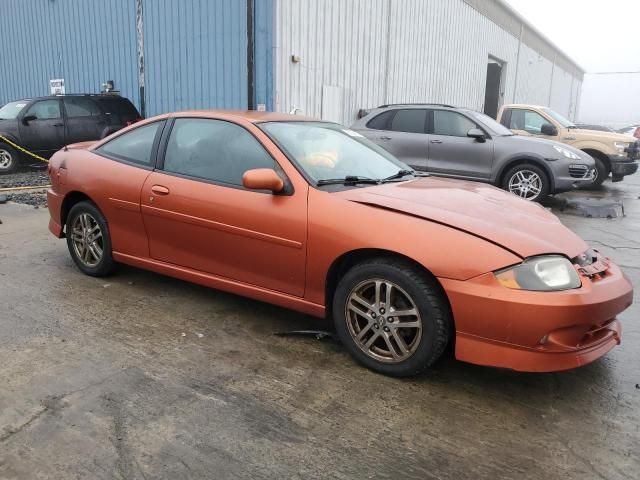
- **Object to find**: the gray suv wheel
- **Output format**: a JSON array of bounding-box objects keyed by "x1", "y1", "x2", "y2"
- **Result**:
[{"x1": 502, "y1": 164, "x2": 549, "y2": 201}]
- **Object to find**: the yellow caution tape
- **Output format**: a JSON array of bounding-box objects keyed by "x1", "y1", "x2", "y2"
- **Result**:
[{"x1": 0, "y1": 134, "x2": 49, "y2": 163}]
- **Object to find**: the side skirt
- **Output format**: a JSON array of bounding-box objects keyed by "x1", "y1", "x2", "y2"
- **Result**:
[{"x1": 112, "y1": 252, "x2": 326, "y2": 318}]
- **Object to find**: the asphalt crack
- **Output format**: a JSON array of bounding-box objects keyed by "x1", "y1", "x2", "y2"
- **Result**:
[
  {"x1": 0, "y1": 370, "x2": 125, "y2": 444},
  {"x1": 0, "y1": 395, "x2": 64, "y2": 443},
  {"x1": 586, "y1": 240, "x2": 640, "y2": 250}
]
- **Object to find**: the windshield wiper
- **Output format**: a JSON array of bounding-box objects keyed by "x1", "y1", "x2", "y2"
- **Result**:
[
  {"x1": 380, "y1": 169, "x2": 418, "y2": 183},
  {"x1": 316, "y1": 175, "x2": 381, "y2": 186},
  {"x1": 317, "y1": 170, "x2": 426, "y2": 187}
]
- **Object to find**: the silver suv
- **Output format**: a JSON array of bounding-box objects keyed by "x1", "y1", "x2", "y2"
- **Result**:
[{"x1": 351, "y1": 104, "x2": 596, "y2": 201}]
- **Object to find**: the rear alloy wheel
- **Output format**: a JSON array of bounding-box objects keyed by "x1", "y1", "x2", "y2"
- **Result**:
[
  {"x1": 0, "y1": 143, "x2": 19, "y2": 174},
  {"x1": 333, "y1": 258, "x2": 451, "y2": 377},
  {"x1": 66, "y1": 201, "x2": 115, "y2": 276},
  {"x1": 502, "y1": 164, "x2": 549, "y2": 201}
]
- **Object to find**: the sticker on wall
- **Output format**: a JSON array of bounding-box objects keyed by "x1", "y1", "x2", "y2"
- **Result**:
[{"x1": 50, "y1": 79, "x2": 65, "y2": 95}]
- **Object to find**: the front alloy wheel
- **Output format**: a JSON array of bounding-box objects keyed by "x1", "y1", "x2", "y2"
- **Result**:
[
  {"x1": 346, "y1": 279, "x2": 422, "y2": 363},
  {"x1": 508, "y1": 170, "x2": 542, "y2": 200},
  {"x1": 502, "y1": 163, "x2": 549, "y2": 202},
  {"x1": 333, "y1": 258, "x2": 451, "y2": 377},
  {"x1": 0, "y1": 144, "x2": 18, "y2": 173}
]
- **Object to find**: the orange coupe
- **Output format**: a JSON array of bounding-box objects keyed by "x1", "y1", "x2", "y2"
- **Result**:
[{"x1": 46, "y1": 111, "x2": 633, "y2": 376}]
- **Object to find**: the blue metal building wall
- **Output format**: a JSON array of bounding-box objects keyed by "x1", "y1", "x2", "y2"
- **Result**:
[
  {"x1": 143, "y1": 0, "x2": 249, "y2": 116},
  {"x1": 254, "y1": 0, "x2": 274, "y2": 111},
  {"x1": 0, "y1": 0, "x2": 139, "y2": 108},
  {"x1": 0, "y1": 0, "x2": 274, "y2": 116}
]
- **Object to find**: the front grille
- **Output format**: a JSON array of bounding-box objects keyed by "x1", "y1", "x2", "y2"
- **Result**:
[
  {"x1": 569, "y1": 164, "x2": 591, "y2": 178},
  {"x1": 627, "y1": 140, "x2": 640, "y2": 160}
]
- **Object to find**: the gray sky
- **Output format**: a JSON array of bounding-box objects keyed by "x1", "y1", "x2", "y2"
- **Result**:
[{"x1": 504, "y1": 0, "x2": 640, "y2": 73}]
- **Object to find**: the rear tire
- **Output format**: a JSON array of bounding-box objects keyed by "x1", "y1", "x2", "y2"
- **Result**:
[
  {"x1": 0, "y1": 142, "x2": 19, "y2": 174},
  {"x1": 66, "y1": 201, "x2": 115, "y2": 277},
  {"x1": 501, "y1": 163, "x2": 550, "y2": 202},
  {"x1": 332, "y1": 258, "x2": 452, "y2": 377}
]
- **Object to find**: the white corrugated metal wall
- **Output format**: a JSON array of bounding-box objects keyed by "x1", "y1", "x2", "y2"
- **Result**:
[
  {"x1": 273, "y1": 0, "x2": 583, "y2": 125},
  {"x1": 513, "y1": 44, "x2": 554, "y2": 106}
]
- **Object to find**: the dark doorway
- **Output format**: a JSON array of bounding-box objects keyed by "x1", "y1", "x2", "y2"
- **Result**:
[{"x1": 484, "y1": 58, "x2": 503, "y2": 119}]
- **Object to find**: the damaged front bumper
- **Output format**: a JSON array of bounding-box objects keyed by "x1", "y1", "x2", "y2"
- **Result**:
[{"x1": 439, "y1": 259, "x2": 633, "y2": 372}]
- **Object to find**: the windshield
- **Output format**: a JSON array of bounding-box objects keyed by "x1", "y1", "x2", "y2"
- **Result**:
[
  {"x1": 464, "y1": 110, "x2": 513, "y2": 136},
  {"x1": 0, "y1": 100, "x2": 28, "y2": 120},
  {"x1": 542, "y1": 107, "x2": 575, "y2": 128},
  {"x1": 259, "y1": 121, "x2": 410, "y2": 184}
]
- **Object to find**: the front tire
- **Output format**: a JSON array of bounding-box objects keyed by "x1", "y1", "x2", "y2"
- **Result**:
[
  {"x1": 332, "y1": 258, "x2": 452, "y2": 377},
  {"x1": 502, "y1": 163, "x2": 550, "y2": 202},
  {"x1": 590, "y1": 156, "x2": 609, "y2": 187},
  {"x1": 0, "y1": 142, "x2": 19, "y2": 174},
  {"x1": 66, "y1": 201, "x2": 115, "y2": 277}
]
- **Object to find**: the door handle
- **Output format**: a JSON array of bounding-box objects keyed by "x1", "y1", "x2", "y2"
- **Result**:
[
  {"x1": 379, "y1": 136, "x2": 392, "y2": 141},
  {"x1": 151, "y1": 185, "x2": 170, "y2": 195},
  {"x1": 53, "y1": 123, "x2": 64, "y2": 127},
  {"x1": 430, "y1": 139, "x2": 442, "y2": 144}
]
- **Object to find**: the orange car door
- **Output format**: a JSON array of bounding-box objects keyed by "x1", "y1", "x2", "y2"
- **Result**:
[{"x1": 140, "y1": 117, "x2": 308, "y2": 297}]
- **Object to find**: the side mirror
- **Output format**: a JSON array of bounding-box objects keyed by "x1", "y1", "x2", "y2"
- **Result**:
[
  {"x1": 467, "y1": 128, "x2": 486, "y2": 142},
  {"x1": 22, "y1": 114, "x2": 37, "y2": 125},
  {"x1": 541, "y1": 123, "x2": 558, "y2": 136},
  {"x1": 242, "y1": 168, "x2": 284, "y2": 193}
]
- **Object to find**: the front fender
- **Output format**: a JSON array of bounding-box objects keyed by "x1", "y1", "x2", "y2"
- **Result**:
[
  {"x1": 304, "y1": 188, "x2": 522, "y2": 306},
  {"x1": 493, "y1": 154, "x2": 555, "y2": 188},
  {"x1": 570, "y1": 141, "x2": 613, "y2": 155}
]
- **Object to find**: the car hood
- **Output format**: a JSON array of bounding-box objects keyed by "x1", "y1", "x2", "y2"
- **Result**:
[
  {"x1": 497, "y1": 134, "x2": 589, "y2": 157},
  {"x1": 566, "y1": 128, "x2": 636, "y2": 143},
  {"x1": 336, "y1": 177, "x2": 587, "y2": 259}
]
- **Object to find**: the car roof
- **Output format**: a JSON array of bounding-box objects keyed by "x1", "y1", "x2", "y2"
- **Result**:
[
  {"x1": 162, "y1": 110, "x2": 318, "y2": 123},
  {"x1": 9, "y1": 94, "x2": 132, "y2": 102},
  {"x1": 502, "y1": 104, "x2": 547, "y2": 109},
  {"x1": 378, "y1": 103, "x2": 456, "y2": 109}
]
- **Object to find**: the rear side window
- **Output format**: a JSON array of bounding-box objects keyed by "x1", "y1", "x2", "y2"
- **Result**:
[
  {"x1": 96, "y1": 97, "x2": 141, "y2": 117},
  {"x1": 366, "y1": 110, "x2": 395, "y2": 130},
  {"x1": 96, "y1": 122, "x2": 161, "y2": 165},
  {"x1": 432, "y1": 110, "x2": 476, "y2": 137},
  {"x1": 390, "y1": 109, "x2": 427, "y2": 134},
  {"x1": 64, "y1": 97, "x2": 101, "y2": 117},
  {"x1": 163, "y1": 118, "x2": 275, "y2": 187},
  {"x1": 24, "y1": 100, "x2": 61, "y2": 120}
]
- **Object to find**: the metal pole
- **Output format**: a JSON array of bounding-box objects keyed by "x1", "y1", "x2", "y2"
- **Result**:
[
  {"x1": 512, "y1": 22, "x2": 523, "y2": 103},
  {"x1": 136, "y1": 0, "x2": 146, "y2": 118},
  {"x1": 247, "y1": 0, "x2": 256, "y2": 110},
  {"x1": 548, "y1": 52, "x2": 556, "y2": 107}
]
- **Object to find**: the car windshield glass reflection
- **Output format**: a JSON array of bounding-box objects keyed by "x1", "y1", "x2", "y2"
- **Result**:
[
  {"x1": 260, "y1": 121, "x2": 410, "y2": 185},
  {"x1": 542, "y1": 108, "x2": 575, "y2": 128},
  {"x1": 0, "y1": 101, "x2": 28, "y2": 120}
]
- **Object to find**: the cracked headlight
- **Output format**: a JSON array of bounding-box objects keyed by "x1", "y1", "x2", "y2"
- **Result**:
[
  {"x1": 495, "y1": 255, "x2": 581, "y2": 291},
  {"x1": 552, "y1": 145, "x2": 581, "y2": 160}
]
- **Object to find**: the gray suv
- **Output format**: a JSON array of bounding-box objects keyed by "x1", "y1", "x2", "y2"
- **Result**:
[{"x1": 351, "y1": 104, "x2": 596, "y2": 201}]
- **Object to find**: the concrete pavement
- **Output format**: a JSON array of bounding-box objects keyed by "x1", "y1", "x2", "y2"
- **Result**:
[{"x1": 0, "y1": 178, "x2": 638, "y2": 480}]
